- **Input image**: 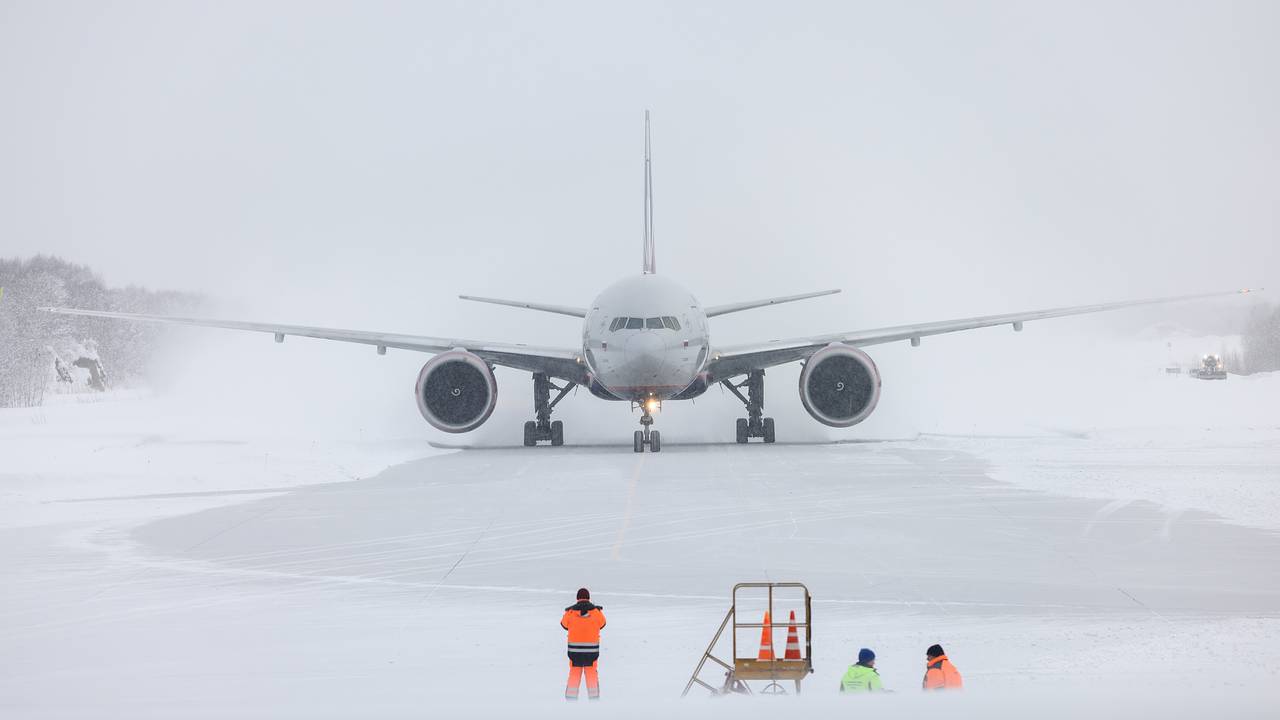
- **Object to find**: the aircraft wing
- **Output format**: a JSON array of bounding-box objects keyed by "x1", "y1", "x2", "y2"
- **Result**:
[
  {"x1": 705, "y1": 289, "x2": 1258, "y2": 381},
  {"x1": 40, "y1": 307, "x2": 589, "y2": 384}
]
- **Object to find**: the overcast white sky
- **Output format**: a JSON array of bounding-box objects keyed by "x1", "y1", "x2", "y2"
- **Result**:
[{"x1": 1, "y1": 1, "x2": 1276, "y2": 345}]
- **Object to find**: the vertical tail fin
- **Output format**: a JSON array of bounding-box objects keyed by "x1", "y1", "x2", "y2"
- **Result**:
[{"x1": 643, "y1": 110, "x2": 656, "y2": 274}]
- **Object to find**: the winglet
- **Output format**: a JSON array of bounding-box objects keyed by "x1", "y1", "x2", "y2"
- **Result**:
[{"x1": 642, "y1": 110, "x2": 656, "y2": 275}]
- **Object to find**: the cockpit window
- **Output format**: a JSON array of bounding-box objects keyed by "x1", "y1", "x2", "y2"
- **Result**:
[{"x1": 613, "y1": 316, "x2": 680, "y2": 330}]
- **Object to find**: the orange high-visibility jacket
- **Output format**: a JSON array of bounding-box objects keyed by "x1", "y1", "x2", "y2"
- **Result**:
[
  {"x1": 923, "y1": 655, "x2": 963, "y2": 690},
  {"x1": 561, "y1": 606, "x2": 606, "y2": 643},
  {"x1": 561, "y1": 603, "x2": 606, "y2": 666}
]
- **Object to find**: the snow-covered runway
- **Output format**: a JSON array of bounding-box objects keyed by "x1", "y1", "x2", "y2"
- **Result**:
[
  {"x1": 4, "y1": 425, "x2": 1279, "y2": 718},
  {"x1": 135, "y1": 442, "x2": 1280, "y2": 616}
]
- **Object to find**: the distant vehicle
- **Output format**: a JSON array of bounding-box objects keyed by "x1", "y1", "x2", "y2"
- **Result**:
[{"x1": 1194, "y1": 354, "x2": 1228, "y2": 380}]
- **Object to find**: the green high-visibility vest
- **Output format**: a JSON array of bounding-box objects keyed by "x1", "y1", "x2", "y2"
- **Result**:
[{"x1": 840, "y1": 663, "x2": 883, "y2": 693}]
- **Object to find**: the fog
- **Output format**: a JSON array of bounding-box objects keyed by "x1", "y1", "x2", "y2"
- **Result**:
[
  {"x1": 4, "y1": 7, "x2": 1280, "y2": 714},
  {"x1": 3, "y1": 1, "x2": 1276, "y2": 332},
  {"x1": 4, "y1": 1, "x2": 1276, "y2": 444}
]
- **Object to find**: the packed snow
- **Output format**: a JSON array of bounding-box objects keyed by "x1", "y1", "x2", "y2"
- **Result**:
[{"x1": 1, "y1": 330, "x2": 1277, "y2": 718}]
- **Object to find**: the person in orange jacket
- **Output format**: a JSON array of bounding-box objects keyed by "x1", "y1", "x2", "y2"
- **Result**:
[
  {"x1": 561, "y1": 587, "x2": 606, "y2": 701},
  {"x1": 922, "y1": 644, "x2": 963, "y2": 690}
]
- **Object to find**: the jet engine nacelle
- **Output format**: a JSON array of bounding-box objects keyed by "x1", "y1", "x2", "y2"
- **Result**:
[
  {"x1": 798, "y1": 343, "x2": 882, "y2": 427},
  {"x1": 415, "y1": 351, "x2": 497, "y2": 433}
]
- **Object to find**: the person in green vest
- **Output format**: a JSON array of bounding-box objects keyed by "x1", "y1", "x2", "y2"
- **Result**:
[{"x1": 839, "y1": 648, "x2": 885, "y2": 693}]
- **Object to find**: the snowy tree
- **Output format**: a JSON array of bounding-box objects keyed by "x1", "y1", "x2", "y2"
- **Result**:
[{"x1": 0, "y1": 256, "x2": 203, "y2": 407}]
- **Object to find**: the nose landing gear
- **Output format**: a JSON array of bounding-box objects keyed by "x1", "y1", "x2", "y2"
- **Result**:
[
  {"x1": 722, "y1": 369, "x2": 775, "y2": 444},
  {"x1": 523, "y1": 372, "x2": 573, "y2": 446},
  {"x1": 633, "y1": 402, "x2": 662, "y2": 452}
]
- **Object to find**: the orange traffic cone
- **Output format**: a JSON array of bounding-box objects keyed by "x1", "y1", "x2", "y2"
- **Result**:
[
  {"x1": 757, "y1": 611, "x2": 775, "y2": 660},
  {"x1": 783, "y1": 610, "x2": 802, "y2": 660}
]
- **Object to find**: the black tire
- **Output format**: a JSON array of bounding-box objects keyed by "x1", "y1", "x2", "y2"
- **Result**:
[
  {"x1": 633, "y1": 430, "x2": 645, "y2": 453},
  {"x1": 523, "y1": 421, "x2": 537, "y2": 447},
  {"x1": 550, "y1": 420, "x2": 564, "y2": 446},
  {"x1": 650, "y1": 430, "x2": 661, "y2": 452},
  {"x1": 735, "y1": 418, "x2": 749, "y2": 444},
  {"x1": 762, "y1": 417, "x2": 776, "y2": 444}
]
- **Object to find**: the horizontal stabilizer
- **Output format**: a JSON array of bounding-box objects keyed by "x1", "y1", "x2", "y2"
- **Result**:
[
  {"x1": 705, "y1": 289, "x2": 841, "y2": 318},
  {"x1": 458, "y1": 295, "x2": 587, "y2": 318}
]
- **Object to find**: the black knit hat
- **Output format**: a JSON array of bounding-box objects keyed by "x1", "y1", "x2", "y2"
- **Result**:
[
  {"x1": 577, "y1": 587, "x2": 590, "y2": 601},
  {"x1": 927, "y1": 644, "x2": 945, "y2": 658}
]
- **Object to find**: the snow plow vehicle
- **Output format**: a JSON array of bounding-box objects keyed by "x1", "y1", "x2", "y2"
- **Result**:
[{"x1": 1193, "y1": 354, "x2": 1228, "y2": 380}]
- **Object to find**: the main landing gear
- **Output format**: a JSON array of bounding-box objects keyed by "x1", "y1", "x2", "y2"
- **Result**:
[
  {"x1": 633, "y1": 403, "x2": 662, "y2": 453},
  {"x1": 523, "y1": 372, "x2": 572, "y2": 446},
  {"x1": 722, "y1": 369, "x2": 775, "y2": 444}
]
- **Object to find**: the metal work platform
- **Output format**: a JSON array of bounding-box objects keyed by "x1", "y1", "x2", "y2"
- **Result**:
[{"x1": 682, "y1": 582, "x2": 814, "y2": 696}]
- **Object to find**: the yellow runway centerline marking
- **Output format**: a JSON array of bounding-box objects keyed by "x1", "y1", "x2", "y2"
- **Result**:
[{"x1": 610, "y1": 453, "x2": 645, "y2": 560}]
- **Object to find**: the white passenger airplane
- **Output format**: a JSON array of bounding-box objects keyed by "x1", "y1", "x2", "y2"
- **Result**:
[{"x1": 44, "y1": 113, "x2": 1256, "y2": 452}]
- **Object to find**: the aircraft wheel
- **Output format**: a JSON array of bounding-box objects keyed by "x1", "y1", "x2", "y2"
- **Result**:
[
  {"x1": 550, "y1": 420, "x2": 564, "y2": 446},
  {"x1": 762, "y1": 417, "x2": 776, "y2": 444},
  {"x1": 650, "y1": 430, "x2": 661, "y2": 452},
  {"x1": 735, "y1": 418, "x2": 749, "y2": 444},
  {"x1": 633, "y1": 430, "x2": 645, "y2": 453},
  {"x1": 523, "y1": 421, "x2": 537, "y2": 447}
]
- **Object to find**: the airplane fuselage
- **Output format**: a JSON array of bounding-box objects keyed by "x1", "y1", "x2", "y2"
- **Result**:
[{"x1": 582, "y1": 274, "x2": 710, "y2": 403}]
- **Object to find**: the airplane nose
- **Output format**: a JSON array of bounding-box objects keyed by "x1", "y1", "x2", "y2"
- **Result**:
[{"x1": 625, "y1": 332, "x2": 666, "y2": 379}]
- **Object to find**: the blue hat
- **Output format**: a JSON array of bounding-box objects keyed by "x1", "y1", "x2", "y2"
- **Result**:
[{"x1": 858, "y1": 648, "x2": 875, "y2": 664}]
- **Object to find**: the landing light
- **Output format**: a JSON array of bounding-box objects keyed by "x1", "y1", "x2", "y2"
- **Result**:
[{"x1": 645, "y1": 398, "x2": 661, "y2": 414}]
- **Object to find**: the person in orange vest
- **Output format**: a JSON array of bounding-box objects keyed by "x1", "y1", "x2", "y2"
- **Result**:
[
  {"x1": 922, "y1": 644, "x2": 963, "y2": 690},
  {"x1": 561, "y1": 587, "x2": 606, "y2": 701}
]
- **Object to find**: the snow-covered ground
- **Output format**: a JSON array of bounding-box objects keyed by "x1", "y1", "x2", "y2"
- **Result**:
[
  {"x1": 0, "y1": 391, "x2": 435, "y2": 528},
  {"x1": 1, "y1": 330, "x2": 1277, "y2": 718}
]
